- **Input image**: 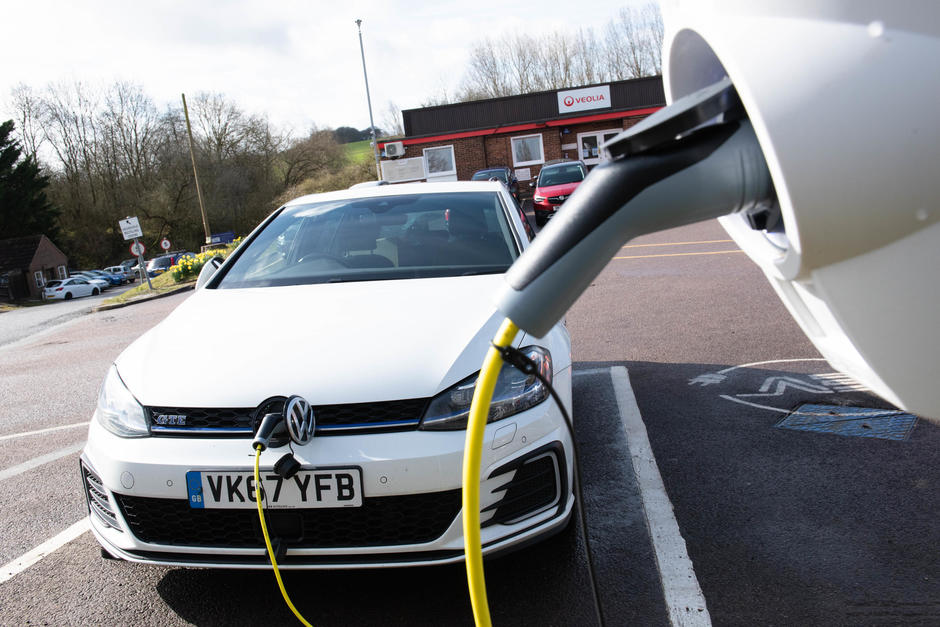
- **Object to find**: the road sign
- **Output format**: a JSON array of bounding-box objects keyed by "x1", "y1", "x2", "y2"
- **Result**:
[
  {"x1": 130, "y1": 241, "x2": 146, "y2": 256},
  {"x1": 160, "y1": 238, "x2": 171, "y2": 251},
  {"x1": 119, "y1": 217, "x2": 143, "y2": 240}
]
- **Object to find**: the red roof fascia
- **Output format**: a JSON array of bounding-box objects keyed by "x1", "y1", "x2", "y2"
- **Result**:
[
  {"x1": 544, "y1": 106, "x2": 662, "y2": 127},
  {"x1": 380, "y1": 106, "x2": 662, "y2": 148},
  {"x1": 381, "y1": 123, "x2": 542, "y2": 148}
]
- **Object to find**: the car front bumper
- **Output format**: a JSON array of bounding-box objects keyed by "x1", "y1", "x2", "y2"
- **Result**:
[{"x1": 81, "y1": 369, "x2": 574, "y2": 569}]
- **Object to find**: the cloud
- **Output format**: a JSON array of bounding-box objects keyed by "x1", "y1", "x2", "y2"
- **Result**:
[{"x1": 1, "y1": 0, "x2": 653, "y2": 133}]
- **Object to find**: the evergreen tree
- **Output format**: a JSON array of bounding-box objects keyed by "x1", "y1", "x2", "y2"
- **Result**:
[{"x1": 0, "y1": 120, "x2": 59, "y2": 240}]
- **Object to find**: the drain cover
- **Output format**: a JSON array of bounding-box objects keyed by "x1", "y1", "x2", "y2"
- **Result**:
[{"x1": 776, "y1": 404, "x2": 918, "y2": 441}]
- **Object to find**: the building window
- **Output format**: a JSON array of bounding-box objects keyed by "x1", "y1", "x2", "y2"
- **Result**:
[
  {"x1": 423, "y1": 145, "x2": 456, "y2": 177},
  {"x1": 57, "y1": 265, "x2": 67, "y2": 279},
  {"x1": 511, "y1": 134, "x2": 544, "y2": 167},
  {"x1": 34, "y1": 271, "x2": 44, "y2": 288}
]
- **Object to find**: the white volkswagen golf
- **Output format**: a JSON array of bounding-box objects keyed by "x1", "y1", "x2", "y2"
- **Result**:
[{"x1": 81, "y1": 181, "x2": 574, "y2": 569}]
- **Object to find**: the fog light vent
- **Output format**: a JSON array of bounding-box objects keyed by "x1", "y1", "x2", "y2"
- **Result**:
[{"x1": 81, "y1": 463, "x2": 122, "y2": 531}]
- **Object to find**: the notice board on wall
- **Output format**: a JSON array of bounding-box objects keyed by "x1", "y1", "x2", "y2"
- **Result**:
[{"x1": 381, "y1": 157, "x2": 426, "y2": 183}]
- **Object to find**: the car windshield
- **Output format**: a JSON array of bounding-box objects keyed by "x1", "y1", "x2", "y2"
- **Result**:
[
  {"x1": 538, "y1": 164, "x2": 585, "y2": 187},
  {"x1": 471, "y1": 169, "x2": 507, "y2": 183},
  {"x1": 217, "y1": 191, "x2": 519, "y2": 289}
]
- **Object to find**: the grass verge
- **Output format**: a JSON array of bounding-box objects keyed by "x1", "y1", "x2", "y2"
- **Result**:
[
  {"x1": 344, "y1": 140, "x2": 374, "y2": 164},
  {"x1": 102, "y1": 273, "x2": 194, "y2": 306}
]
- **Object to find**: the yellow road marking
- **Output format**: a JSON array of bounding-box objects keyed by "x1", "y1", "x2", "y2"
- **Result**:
[
  {"x1": 613, "y1": 250, "x2": 745, "y2": 260},
  {"x1": 621, "y1": 239, "x2": 734, "y2": 249}
]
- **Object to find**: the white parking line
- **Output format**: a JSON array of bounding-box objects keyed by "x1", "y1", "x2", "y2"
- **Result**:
[
  {"x1": 0, "y1": 442, "x2": 85, "y2": 483},
  {"x1": 0, "y1": 422, "x2": 89, "y2": 442},
  {"x1": 0, "y1": 519, "x2": 89, "y2": 585},
  {"x1": 608, "y1": 366, "x2": 712, "y2": 627}
]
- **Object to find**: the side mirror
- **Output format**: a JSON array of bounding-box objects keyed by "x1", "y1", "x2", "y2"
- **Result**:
[
  {"x1": 529, "y1": 181, "x2": 536, "y2": 188},
  {"x1": 195, "y1": 256, "x2": 225, "y2": 289}
]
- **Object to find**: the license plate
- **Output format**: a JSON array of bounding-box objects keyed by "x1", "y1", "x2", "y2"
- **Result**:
[{"x1": 185, "y1": 468, "x2": 362, "y2": 509}]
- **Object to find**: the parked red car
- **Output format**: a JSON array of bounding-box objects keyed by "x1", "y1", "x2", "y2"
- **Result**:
[{"x1": 531, "y1": 160, "x2": 588, "y2": 226}]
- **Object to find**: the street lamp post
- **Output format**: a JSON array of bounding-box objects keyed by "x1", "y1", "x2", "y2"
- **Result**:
[{"x1": 355, "y1": 19, "x2": 382, "y2": 181}]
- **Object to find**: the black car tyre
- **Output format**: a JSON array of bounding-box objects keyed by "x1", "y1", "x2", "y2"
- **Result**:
[
  {"x1": 64, "y1": 292, "x2": 73, "y2": 300},
  {"x1": 92, "y1": 287, "x2": 100, "y2": 296}
]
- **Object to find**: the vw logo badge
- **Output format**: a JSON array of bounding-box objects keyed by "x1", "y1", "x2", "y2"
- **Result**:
[{"x1": 284, "y1": 395, "x2": 315, "y2": 445}]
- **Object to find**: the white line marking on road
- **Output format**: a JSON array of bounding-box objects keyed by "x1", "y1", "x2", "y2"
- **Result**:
[
  {"x1": 0, "y1": 442, "x2": 85, "y2": 483},
  {"x1": 609, "y1": 366, "x2": 712, "y2": 626},
  {"x1": 573, "y1": 368, "x2": 614, "y2": 377},
  {"x1": 0, "y1": 518, "x2": 89, "y2": 584},
  {"x1": 717, "y1": 395, "x2": 792, "y2": 414},
  {"x1": 716, "y1": 358, "x2": 827, "y2": 374},
  {"x1": 0, "y1": 421, "x2": 89, "y2": 442}
]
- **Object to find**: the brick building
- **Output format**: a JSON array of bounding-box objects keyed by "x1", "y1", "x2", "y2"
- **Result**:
[
  {"x1": 378, "y1": 76, "x2": 665, "y2": 190},
  {"x1": 0, "y1": 235, "x2": 69, "y2": 300}
]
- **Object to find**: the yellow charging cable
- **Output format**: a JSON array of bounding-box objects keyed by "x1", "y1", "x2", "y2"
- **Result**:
[
  {"x1": 462, "y1": 318, "x2": 520, "y2": 627},
  {"x1": 254, "y1": 445, "x2": 314, "y2": 627},
  {"x1": 251, "y1": 316, "x2": 518, "y2": 627}
]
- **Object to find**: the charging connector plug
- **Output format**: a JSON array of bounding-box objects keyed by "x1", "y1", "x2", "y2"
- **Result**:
[{"x1": 251, "y1": 412, "x2": 285, "y2": 452}]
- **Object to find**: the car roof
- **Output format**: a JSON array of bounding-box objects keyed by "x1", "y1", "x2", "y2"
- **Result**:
[
  {"x1": 283, "y1": 180, "x2": 507, "y2": 207},
  {"x1": 541, "y1": 160, "x2": 586, "y2": 171}
]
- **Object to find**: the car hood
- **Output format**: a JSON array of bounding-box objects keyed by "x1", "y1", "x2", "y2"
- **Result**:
[
  {"x1": 116, "y1": 275, "x2": 516, "y2": 408},
  {"x1": 536, "y1": 181, "x2": 581, "y2": 197}
]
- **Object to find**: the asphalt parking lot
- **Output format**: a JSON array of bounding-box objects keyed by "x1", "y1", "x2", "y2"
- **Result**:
[{"x1": 1, "y1": 219, "x2": 937, "y2": 625}]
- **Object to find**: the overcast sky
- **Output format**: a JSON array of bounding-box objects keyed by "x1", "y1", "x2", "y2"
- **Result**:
[{"x1": 2, "y1": 0, "x2": 650, "y2": 137}]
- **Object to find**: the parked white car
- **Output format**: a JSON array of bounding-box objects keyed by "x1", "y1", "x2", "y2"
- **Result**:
[
  {"x1": 81, "y1": 181, "x2": 573, "y2": 569},
  {"x1": 43, "y1": 277, "x2": 101, "y2": 300},
  {"x1": 70, "y1": 272, "x2": 110, "y2": 291}
]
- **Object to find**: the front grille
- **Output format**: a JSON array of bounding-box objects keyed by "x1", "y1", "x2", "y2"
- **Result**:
[
  {"x1": 147, "y1": 398, "x2": 430, "y2": 437},
  {"x1": 484, "y1": 447, "x2": 562, "y2": 526},
  {"x1": 81, "y1": 463, "x2": 121, "y2": 531},
  {"x1": 114, "y1": 488, "x2": 461, "y2": 548},
  {"x1": 547, "y1": 195, "x2": 568, "y2": 204}
]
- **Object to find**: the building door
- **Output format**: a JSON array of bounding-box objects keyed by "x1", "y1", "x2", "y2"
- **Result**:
[{"x1": 577, "y1": 129, "x2": 621, "y2": 167}]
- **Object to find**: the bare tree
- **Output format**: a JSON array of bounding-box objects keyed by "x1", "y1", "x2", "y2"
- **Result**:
[
  {"x1": 7, "y1": 79, "x2": 353, "y2": 266},
  {"x1": 453, "y1": 2, "x2": 663, "y2": 102},
  {"x1": 642, "y1": 1, "x2": 664, "y2": 75},
  {"x1": 278, "y1": 128, "x2": 344, "y2": 191},
  {"x1": 605, "y1": 3, "x2": 663, "y2": 79},
  {"x1": 191, "y1": 92, "x2": 250, "y2": 163},
  {"x1": 9, "y1": 83, "x2": 45, "y2": 159},
  {"x1": 381, "y1": 101, "x2": 404, "y2": 137}
]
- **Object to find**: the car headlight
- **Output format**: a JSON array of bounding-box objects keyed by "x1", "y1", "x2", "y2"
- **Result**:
[
  {"x1": 533, "y1": 195, "x2": 546, "y2": 203},
  {"x1": 420, "y1": 346, "x2": 552, "y2": 430},
  {"x1": 95, "y1": 365, "x2": 150, "y2": 437}
]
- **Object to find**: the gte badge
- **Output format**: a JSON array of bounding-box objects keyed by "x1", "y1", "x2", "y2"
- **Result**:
[
  {"x1": 284, "y1": 395, "x2": 315, "y2": 445},
  {"x1": 155, "y1": 414, "x2": 186, "y2": 426}
]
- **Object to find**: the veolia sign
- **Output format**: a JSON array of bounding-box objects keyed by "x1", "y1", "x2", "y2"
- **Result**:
[{"x1": 557, "y1": 85, "x2": 611, "y2": 114}]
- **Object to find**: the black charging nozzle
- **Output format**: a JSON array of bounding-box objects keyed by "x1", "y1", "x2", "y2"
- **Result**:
[
  {"x1": 495, "y1": 77, "x2": 777, "y2": 337},
  {"x1": 251, "y1": 412, "x2": 286, "y2": 452}
]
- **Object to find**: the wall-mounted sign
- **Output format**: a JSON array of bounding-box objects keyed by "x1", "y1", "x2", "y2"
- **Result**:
[
  {"x1": 514, "y1": 167, "x2": 532, "y2": 182},
  {"x1": 381, "y1": 157, "x2": 426, "y2": 183},
  {"x1": 557, "y1": 85, "x2": 611, "y2": 114}
]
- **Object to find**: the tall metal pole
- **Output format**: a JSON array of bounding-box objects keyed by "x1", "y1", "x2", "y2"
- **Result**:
[
  {"x1": 355, "y1": 19, "x2": 382, "y2": 181},
  {"x1": 182, "y1": 93, "x2": 212, "y2": 245}
]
